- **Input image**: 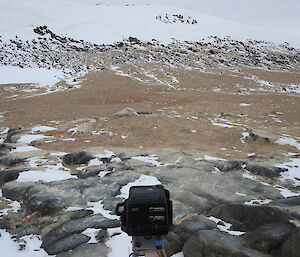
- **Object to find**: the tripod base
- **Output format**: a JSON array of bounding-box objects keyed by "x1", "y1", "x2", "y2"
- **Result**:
[{"x1": 132, "y1": 236, "x2": 167, "y2": 257}]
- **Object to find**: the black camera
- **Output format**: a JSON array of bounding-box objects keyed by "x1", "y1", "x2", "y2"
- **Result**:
[{"x1": 116, "y1": 185, "x2": 173, "y2": 236}]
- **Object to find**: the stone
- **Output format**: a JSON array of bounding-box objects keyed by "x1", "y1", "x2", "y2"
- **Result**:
[
  {"x1": 0, "y1": 155, "x2": 25, "y2": 167},
  {"x1": 4, "y1": 128, "x2": 26, "y2": 143},
  {"x1": 70, "y1": 209, "x2": 94, "y2": 220},
  {"x1": 2, "y1": 181, "x2": 35, "y2": 201},
  {"x1": 8, "y1": 224, "x2": 40, "y2": 239},
  {"x1": 165, "y1": 215, "x2": 217, "y2": 256},
  {"x1": 209, "y1": 204, "x2": 293, "y2": 232},
  {"x1": 24, "y1": 185, "x2": 67, "y2": 215},
  {"x1": 278, "y1": 228, "x2": 300, "y2": 257},
  {"x1": 96, "y1": 229, "x2": 109, "y2": 243},
  {"x1": 0, "y1": 143, "x2": 12, "y2": 156},
  {"x1": 76, "y1": 167, "x2": 104, "y2": 179},
  {"x1": 0, "y1": 169, "x2": 23, "y2": 186},
  {"x1": 42, "y1": 233, "x2": 90, "y2": 255},
  {"x1": 216, "y1": 160, "x2": 244, "y2": 172},
  {"x1": 183, "y1": 230, "x2": 270, "y2": 257},
  {"x1": 42, "y1": 214, "x2": 120, "y2": 249},
  {"x1": 242, "y1": 223, "x2": 295, "y2": 253},
  {"x1": 62, "y1": 151, "x2": 94, "y2": 165},
  {"x1": 113, "y1": 108, "x2": 139, "y2": 117},
  {"x1": 57, "y1": 243, "x2": 109, "y2": 257},
  {"x1": 245, "y1": 164, "x2": 287, "y2": 179}
]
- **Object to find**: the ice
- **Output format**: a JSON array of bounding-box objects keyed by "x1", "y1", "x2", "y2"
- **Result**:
[{"x1": 118, "y1": 174, "x2": 161, "y2": 199}]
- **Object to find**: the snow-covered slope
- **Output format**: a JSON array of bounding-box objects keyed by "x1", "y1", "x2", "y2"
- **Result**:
[{"x1": 1, "y1": 0, "x2": 299, "y2": 47}]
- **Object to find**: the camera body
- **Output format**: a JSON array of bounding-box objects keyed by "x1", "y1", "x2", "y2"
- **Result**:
[{"x1": 116, "y1": 185, "x2": 173, "y2": 236}]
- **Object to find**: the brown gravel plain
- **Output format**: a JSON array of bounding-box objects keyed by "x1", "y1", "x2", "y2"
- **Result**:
[{"x1": 0, "y1": 64, "x2": 299, "y2": 160}]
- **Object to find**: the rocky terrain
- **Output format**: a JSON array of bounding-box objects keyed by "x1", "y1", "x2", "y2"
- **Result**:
[{"x1": 0, "y1": 19, "x2": 300, "y2": 257}]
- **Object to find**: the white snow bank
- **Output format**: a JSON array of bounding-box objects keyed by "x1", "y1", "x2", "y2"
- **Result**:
[
  {"x1": 1, "y1": 0, "x2": 299, "y2": 47},
  {"x1": 0, "y1": 66, "x2": 64, "y2": 85}
]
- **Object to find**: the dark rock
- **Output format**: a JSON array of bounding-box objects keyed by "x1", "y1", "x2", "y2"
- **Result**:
[
  {"x1": 183, "y1": 230, "x2": 270, "y2": 257},
  {"x1": 43, "y1": 233, "x2": 90, "y2": 255},
  {"x1": 2, "y1": 181, "x2": 34, "y2": 201},
  {"x1": 278, "y1": 228, "x2": 300, "y2": 257},
  {"x1": 165, "y1": 215, "x2": 217, "y2": 256},
  {"x1": 70, "y1": 209, "x2": 94, "y2": 220},
  {"x1": 42, "y1": 214, "x2": 119, "y2": 248},
  {"x1": 62, "y1": 151, "x2": 94, "y2": 165},
  {"x1": 175, "y1": 215, "x2": 218, "y2": 241},
  {"x1": 209, "y1": 204, "x2": 293, "y2": 232},
  {"x1": 96, "y1": 229, "x2": 109, "y2": 243},
  {"x1": 24, "y1": 186, "x2": 67, "y2": 215},
  {"x1": 0, "y1": 218, "x2": 12, "y2": 229},
  {"x1": 242, "y1": 223, "x2": 295, "y2": 253},
  {"x1": 8, "y1": 224, "x2": 40, "y2": 238},
  {"x1": 4, "y1": 128, "x2": 24, "y2": 143},
  {"x1": 0, "y1": 156, "x2": 25, "y2": 167},
  {"x1": 0, "y1": 144, "x2": 12, "y2": 156},
  {"x1": 76, "y1": 167, "x2": 103, "y2": 179},
  {"x1": 269, "y1": 196, "x2": 300, "y2": 219},
  {"x1": 216, "y1": 160, "x2": 244, "y2": 172},
  {"x1": 0, "y1": 169, "x2": 24, "y2": 186},
  {"x1": 245, "y1": 164, "x2": 287, "y2": 179}
]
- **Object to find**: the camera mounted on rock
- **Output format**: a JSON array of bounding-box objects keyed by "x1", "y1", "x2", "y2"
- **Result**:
[{"x1": 116, "y1": 185, "x2": 173, "y2": 256}]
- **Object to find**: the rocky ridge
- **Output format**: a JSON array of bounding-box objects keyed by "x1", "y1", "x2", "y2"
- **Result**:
[
  {"x1": 1, "y1": 26, "x2": 299, "y2": 78},
  {"x1": 0, "y1": 124, "x2": 299, "y2": 257}
]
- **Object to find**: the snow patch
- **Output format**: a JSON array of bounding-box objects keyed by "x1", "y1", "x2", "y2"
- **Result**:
[{"x1": 118, "y1": 174, "x2": 161, "y2": 199}]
